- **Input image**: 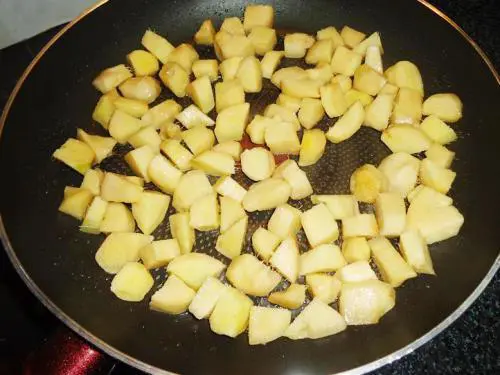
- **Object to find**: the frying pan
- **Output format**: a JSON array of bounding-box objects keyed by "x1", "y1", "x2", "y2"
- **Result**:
[{"x1": 1, "y1": 0, "x2": 499, "y2": 374}]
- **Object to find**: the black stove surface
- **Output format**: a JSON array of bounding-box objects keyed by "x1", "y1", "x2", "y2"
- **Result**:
[{"x1": 0, "y1": 1, "x2": 498, "y2": 374}]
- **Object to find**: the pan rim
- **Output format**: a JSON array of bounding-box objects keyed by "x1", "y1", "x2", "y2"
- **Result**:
[{"x1": 0, "y1": 1, "x2": 498, "y2": 374}]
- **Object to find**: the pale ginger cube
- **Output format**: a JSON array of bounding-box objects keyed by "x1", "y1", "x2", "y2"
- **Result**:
[
  {"x1": 281, "y1": 78, "x2": 322, "y2": 99},
  {"x1": 419, "y1": 158, "x2": 456, "y2": 194},
  {"x1": 132, "y1": 191, "x2": 170, "y2": 235},
  {"x1": 311, "y1": 194, "x2": 359, "y2": 220},
  {"x1": 212, "y1": 141, "x2": 242, "y2": 161},
  {"x1": 265, "y1": 121, "x2": 301, "y2": 155},
  {"x1": 189, "y1": 193, "x2": 219, "y2": 231},
  {"x1": 140, "y1": 239, "x2": 180, "y2": 269},
  {"x1": 159, "y1": 62, "x2": 189, "y2": 98},
  {"x1": 220, "y1": 196, "x2": 246, "y2": 233},
  {"x1": 125, "y1": 145, "x2": 155, "y2": 182},
  {"x1": 326, "y1": 101, "x2": 365, "y2": 143},
  {"x1": 53, "y1": 138, "x2": 95, "y2": 174},
  {"x1": 420, "y1": 115, "x2": 457, "y2": 145},
  {"x1": 306, "y1": 39, "x2": 334, "y2": 65},
  {"x1": 349, "y1": 164, "x2": 385, "y2": 203},
  {"x1": 320, "y1": 83, "x2": 348, "y2": 118},
  {"x1": 226, "y1": 254, "x2": 281, "y2": 296},
  {"x1": 92, "y1": 94, "x2": 116, "y2": 129},
  {"x1": 100, "y1": 172, "x2": 143, "y2": 203},
  {"x1": 316, "y1": 26, "x2": 344, "y2": 48},
  {"x1": 271, "y1": 66, "x2": 308, "y2": 88},
  {"x1": 342, "y1": 214, "x2": 379, "y2": 238},
  {"x1": 284, "y1": 33, "x2": 315, "y2": 58},
  {"x1": 353, "y1": 32, "x2": 383, "y2": 56},
  {"x1": 192, "y1": 150, "x2": 235, "y2": 176},
  {"x1": 221, "y1": 17, "x2": 245, "y2": 35},
  {"x1": 249, "y1": 306, "x2": 291, "y2": 345},
  {"x1": 261, "y1": 51, "x2": 284, "y2": 79},
  {"x1": 215, "y1": 103, "x2": 250, "y2": 142},
  {"x1": 214, "y1": 176, "x2": 247, "y2": 203},
  {"x1": 109, "y1": 110, "x2": 145, "y2": 144},
  {"x1": 188, "y1": 276, "x2": 226, "y2": 319},
  {"x1": 340, "y1": 26, "x2": 366, "y2": 48},
  {"x1": 141, "y1": 30, "x2": 174, "y2": 64},
  {"x1": 127, "y1": 50, "x2": 159, "y2": 76},
  {"x1": 187, "y1": 75, "x2": 215, "y2": 114},
  {"x1": 181, "y1": 127, "x2": 215, "y2": 155},
  {"x1": 209, "y1": 287, "x2": 252, "y2": 338},
  {"x1": 172, "y1": 170, "x2": 213, "y2": 211},
  {"x1": 160, "y1": 139, "x2": 193, "y2": 171},
  {"x1": 248, "y1": 26, "x2": 277, "y2": 56},
  {"x1": 215, "y1": 31, "x2": 255, "y2": 60},
  {"x1": 169, "y1": 212, "x2": 195, "y2": 254},
  {"x1": 306, "y1": 273, "x2": 342, "y2": 304},
  {"x1": 268, "y1": 284, "x2": 306, "y2": 309},
  {"x1": 264, "y1": 104, "x2": 300, "y2": 129},
  {"x1": 301, "y1": 204, "x2": 339, "y2": 247},
  {"x1": 341, "y1": 237, "x2": 371, "y2": 263},
  {"x1": 219, "y1": 57, "x2": 243, "y2": 81},
  {"x1": 148, "y1": 154, "x2": 183, "y2": 194},
  {"x1": 378, "y1": 152, "x2": 420, "y2": 198},
  {"x1": 215, "y1": 80, "x2": 245, "y2": 113},
  {"x1": 399, "y1": 230, "x2": 435, "y2": 275},
  {"x1": 192, "y1": 59, "x2": 219, "y2": 81},
  {"x1": 344, "y1": 88, "x2": 373, "y2": 107},
  {"x1": 150, "y1": 275, "x2": 195, "y2": 314},
  {"x1": 241, "y1": 147, "x2": 275, "y2": 181},
  {"x1": 336, "y1": 260, "x2": 378, "y2": 283},
  {"x1": 331, "y1": 46, "x2": 363, "y2": 76},
  {"x1": 408, "y1": 185, "x2": 452, "y2": 207},
  {"x1": 167, "y1": 253, "x2": 226, "y2": 290},
  {"x1": 269, "y1": 237, "x2": 299, "y2": 283},
  {"x1": 80, "y1": 169, "x2": 104, "y2": 196},
  {"x1": 251, "y1": 227, "x2": 281, "y2": 261},
  {"x1": 276, "y1": 94, "x2": 301, "y2": 113},
  {"x1": 298, "y1": 98, "x2": 325, "y2": 129},
  {"x1": 176, "y1": 104, "x2": 215, "y2": 129},
  {"x1": 194, "y1": 19, "x2": 216, "y2": 46},
  {"x1": 299, "y1": 129, "x2": 326, "y2": 167},
  {"x1": 365, "y1": 45, "x2": 384, "y2": 73},
  {"x1": 111, "y1": 262, "x2": 153, "y2": 302},
  {"x1": 128, "y1": 126, "x2": 161, "y2": 154},
  {"x1": 236, "y1": 56, "x2": 263, "y2": 93},
  {"x1": 242, "y1": 178, "x2": 291, "y2": 212},
  {"x1": 374, "y1": 193, "x2": 406, "y2": 237},
  {"x1": 216, "y1": 216, "x2": 248, "y2": 259},
  {"x1": 364, "y1": 93, "x2": 395, "y2": 131},
  {"x1": 243, "y1": 4, "x2": 274, "y2": 31},
  {"x1": 300, "y1": 244, "x2": 346, "y2": 275},
  {"x1": 119, "y1": 76, "x2": 161, "y2": 104},
  {"x1": 268, "y1": 204, "x2": 302, "y2": 240},
  {"x1": 422, "y1": 93, "x2": 463, "y2": 123},
  {"x1": 80, "y1": 196, "x2": 108, "y2": 234},
  {"x1": 391, "y1": 87, "x2": 423, "y2": 125},
  {"x1": 92, "y1": 64, "x2": 132, "y2": 93},
  {"x1": 77, "y1": 128, "x2": 116, "y2": 163},
  {"x1": 246, "y1": 115, "x2": 277, "y2": 144},
  {"x1": 274, "y1": 160, "x2": 313, "y2": 199},
  {"x1": 307, "y1": 63, "x2": 334, "y2": 84},
  {"x1": 381, "y1": 125, "x2": 431, "y2": 154},
  {"x1": 99, "y1": 202, "x2": 135, "y2": 233},
  {"x1": 142, "y1": 99, "x2": 182, "y2": 129},
  {"x1": 167, "y1": 43, "x2": 199, "y2": 74},
  {"x1": 425, "y1": 143, "x2": 455, "y2": 168},
  {"x1": 384, "y1": 61, "x2": 424, "y2": 96},
  {"x1": 95, "y1": 232, "x2": 153, "y2": 274},
  {"x1": 353, "y1": 64, "x2": 386, "y2": 96}
]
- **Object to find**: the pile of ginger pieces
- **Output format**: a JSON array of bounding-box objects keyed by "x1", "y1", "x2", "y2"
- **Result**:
[{"x1": 53, "y1": 4, "x2": 465, "y2": 345}]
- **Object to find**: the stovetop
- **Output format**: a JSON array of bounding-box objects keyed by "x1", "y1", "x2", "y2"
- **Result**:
[{"x1": 0, "y1": 1, "x2": 498, "y2": 374}]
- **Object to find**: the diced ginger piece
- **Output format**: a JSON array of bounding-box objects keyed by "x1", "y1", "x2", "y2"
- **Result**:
[
  {"x1": 125, "y1": 145, "x2": 155, "y2": 182},
  {"x1": 381, "y1": 124, "x2": 431, "y2": 154},
  {"x1": 353, "y1": 32, "x2": 383, "y2": 55},
  {"x1": 271, "y1": 66, "x2": 308, "y2": 88},
  {"x1": 420, "y1": 115, "x2": 457, "y2": 145},
  {"x1": 425, "y1": 143, "x2": 455, "y2": 168},
  {"x1": 95, "y1": 232, "x2": 153, "y2": 274},
  {"x1": 320, "y1": 83, "x2": 348, "y2": 118},
  {"x1": 420, "y1": 159, "x2": 456, "y2": 194},
  {"x1": 270, "y1": 237, "x2": 299, "y2": 283},
  {"x1": 187, "y1": 75, "x2": 215, "y2": 114},
  {"x1": 341, "y1": 26, "x2": 366, "y2": 48},
  {"x1": 220, "y1": 196, "x2": 246, "y2": 233},
  {"x1": 169, "y1": 212, "x2": 195, "y2": 254},
  {"x1": 307, "y1": 62, "x2": 334, "y2": 85},
  {"x1": 150, "y1": 275, "x2": 195, "y2": 314},
  {"x1": 342, "y1": 237, "x2": 371, "y2": 263},
  {"x1": 301, "y1": 204, "x2": 339, "y2": 247},
  {"x1": 215, "y1": 80, "x2": 245, "y2": 113},
  {"x1": 192, "y1": 59, "x2": 219, "y2": 81},
  {"x1": 276, "y1": 94, "x2": 301, "y2": 113},
  {"x1": 214, "y1": 176, "x2": 247, "y2": 203},
  {"x1": 141, "y1": 30, "x2": 174, "y2": 64},
  {"x1": 379, "y1": 83, "x2": 399, "y2": 95},
  {"x1": 378, "y1": 152, "x2": 420, "y2": 198},
  {"x1": 92, "y1": 64, "x2": 132, "y2": 93},
  {"x1": 284, "y1": 33, "x2": 315, "y2": 58},
  {"x1": 364, "y1": 93, "x2": 395, "y2": 130},
  {"x1": 391, "y1": 87, "x2": 423, "y2": 125},
  {"x1": 227, "y1": 254, "x2": 281, "y2": 296},
  {"x1": 181, "y1": 127, "x2": 215, "y2": 155},
  {"x1": 221, "y1": 17, "x2": 245, "y2": 35},
  {"x1": 274, "y1": 160, "x2": 313, "y2": 199},
  {"x1": 399, "y1": 230, "x2": 435, "y2": 275},
  {"x1": 299, "y1": 129, "x2": 326, "y2": 167},
  {"x1": 216, "y1": 216, "x2": 248, "y2": 259},
  {"x1": 265, "y1": 121, "x2": 301, "y2": 155},
  {"x1": 160, "y1": 139, "x2": 193, "y2": 171},
  {"x1": 209, "y1": 287, "x2": 252, "y2": 338},
  {"x1": 311, "y1": 194, "x2": 359, "y2": 220},
  {"x1": 213, "y1": 141, "x2": 242, "y2": 160},
  {"x1": 243, "y1": 178, "x2": 291, "y2": 212},
  {"x1": 281, "y1": 79, "x2": 322, "y2": 98},
  {"x1": 127, "y1": 50, "x2": 159, "y2": 76},
  {"x1": 176, "y1": 105, "x2": 215, "y2": 130},
  {"x1": 408, "y1": 185, "x2": 452, "y2": 207},
  {"x1": 159, "y1": 121, "x2": 182, "y2": 140},
  {"x1": 172, "y1": 170, "x2": 212, "y2": 211},
  {"x1": 219, "y1": 57, "x2": 243, "y2": 81},
  {"x1": 140, "y1": 239, "x2": 180, "y2": 269},
  {"x1": 77, "y1": 129, "x2": 116, "y2": 163},
  {"x1": 244, "y1": 4, "x2": 274, "y2": 31},
  {"x1": 92, "y1": 95, "x2": 116, "y2": 129},
  {"x1": 374, "y1": 193, "x2": 406, "y2": 237},
  {"x1": 353, "y1": 64, "x2": 386, "y2": 96},
  {"x1": 80, "y1": 196, "x2": 108, "y2": 234},
  {"x1": 215, "y1": 103, "x2": 250, "y2": 142},
  {"x1": 268, "y1": 204, "x2": 302, "y2": 240},
  {"x1": 246, "y1": 115, "x2": 277, "y2": 144},
  {"x1": 340, "y1": 280, "x2": 395, "y2": 325},
  {"x1": 192, "y1": 150, "x2": 235, "y2": 176},
  {"x1": 132, "y1": 191, "x2": 170, "y2": 235},
  {"x1": 249, "y1": 306, "x2": 291, "y2": 345},
  {"x1": 261, "y1": 51, "x2": 284, "y2": 79},
  {"x1": 306, "y1": 273, "x2": 342, "y2": 304},
  {"x1": 331, "y1": 74, "x2": 353, "y2": 92},
  {"x1": 241, "y1": 148, "x2": 275, "y2": 181},
  {"x1": 285, "y1": 299, "x2": 346, "y2": 339},
  {"x1": 264, "y1": 104, "x2": 300, "y2": 130},
  {"x1": 336, "y1": 260, "x2": 378, "y2": 283},
  {"x1": 422, "y1": 93, "x2": 463, "y2": 123},
  {"x1": 100, "y1": 202, "x2": 135, "y2": 233},
  {"x1": 128, "y1": 126, "x2": 161, "y2": 153},
  {"x1": 268, "y1": 284, "x2": 306, "y2": 309},
  {"x1": 189, "y1": 276, "x2": 226, "y2": 319},
  {"x1": 100, "y1": 172, "x2": 143, "y2": 203},
  {"x1": 109, "y1": 110, "x2": 145, "y2": 144},
  {"x1": 189, "y1": 193, "x2": 219, "y2": 231},
  {"x1": 331, "y1": 46, "x2": 363, "y2": 76},
  {"x1": 194, "y1": 19, "x2": 216, "y2": 46},
  {"x1": 167, "y1": 43, "x2": 199, "y2": 74},
  {"x1": 326, "y1": 101, "x2": 365, "y2": 143},
  {"x1": 142, "y1": 99, "x2": 182, "y2": 129},
  {"x1": 81, "y1": 169, "x2": 104, "y2": 196},
  {"x1": 159, "y1": 62, "x2": 190, "y2": 98},
  {"x1": 369, "y1": 237, "x2": 417, "y2": 287},
  {"x1": 236, "y1": 56, "x2": 263, "y2": 93},
  {"x1": 307, "y1": 39, "x2": 335, "y2": 64},
  {"x1": 119, "y1": 76, "x2": 161, "y2": 104},
  {"x1": 123, "y1": 175, "x2": 144, "y2": 187},
  {"x1": 252, "y1": 227, "x2": 281, "y2": 261},
  {"x1": 350, "y1": 164, "x2": 385, "y2": 203},
  {"x1": 167, "y1": 253, "x2": 226, "y2": 290},
  {"x1": 248, "y1": 26, "x2": 277, "y2": 56},
  {"x1": 300, "y1": 244, "x2": 346, "y2": 275},
  {"x1": 385, "y1": 60, "x2": 424, "y2": 96},
  {"x1": 344, "y1": 89, "x2": 373, "y2": 107},
  {"x1": 111, "y1": 262, "x2": 153, "y2": 302},
  {"x1": 317, "y1": 26, "x2": 344, "y2": 49},
  {"x1": 342, "y1": 214, "x2": 379, "y2": 238},
  {"x1": 298, "y1": 98, "x2": 324, "y2": 129},
  {"x1": 215, "y1": 32, "x2": 255, "y2": 60},
  {"x1": 365, "y1": 45, "x2": 383, "y2": 73},
  {"x1": 148, "y1": 154, "x2": 182, "y2": 194},
  {"x1": 53, "y1": 138, "x2": 95, "y2": 174}
]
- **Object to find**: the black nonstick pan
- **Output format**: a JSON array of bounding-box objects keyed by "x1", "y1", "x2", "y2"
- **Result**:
[{"x1": 0, "y1": 0, "x2": 499, "y2": 374}]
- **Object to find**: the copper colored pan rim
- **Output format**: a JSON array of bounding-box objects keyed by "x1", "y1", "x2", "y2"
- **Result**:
[{"x1": 0, "y1": 1, "x2": 498, "y2": 374}]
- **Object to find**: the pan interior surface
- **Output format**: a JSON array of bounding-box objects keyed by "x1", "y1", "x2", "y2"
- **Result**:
[{"x1": 1, "y1": 0, "x2": 499, "y2": 374}]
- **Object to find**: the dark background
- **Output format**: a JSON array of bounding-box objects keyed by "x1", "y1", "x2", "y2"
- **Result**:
[{"x1": 0, "y1": 0, "x2": 498, "y2": 374}]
